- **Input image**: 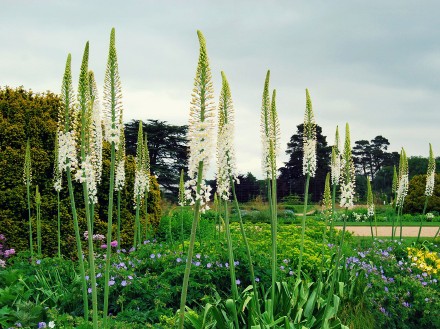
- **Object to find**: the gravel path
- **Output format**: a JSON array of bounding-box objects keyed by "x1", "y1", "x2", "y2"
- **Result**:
[{"x1": 335, "y1": 226, "x2": 439, "y2": 237}]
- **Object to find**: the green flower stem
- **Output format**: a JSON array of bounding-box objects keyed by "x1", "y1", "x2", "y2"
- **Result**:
[
  {"x1": 179, "y1": 161, "x2": 203, "y2": 329},
  {"x1": 27, "y1": 181, "x2": 33, "y2": 260},
  {"x1": 374, "y1": 213, "x2": 378, "y2": 237},
  {"x1": 231, "y1": 179, "x2": 260, "y2": 316},
  {"x1": 36, "y1": 198, "x2": 41, "y2": 256},
  {"x1": 134, "y1": 195, "x2": 141, "y2": 247},
  {"x1": 180, "y1": 208, "x2": 185, "y2": 252},
  {"x1": 117, "y1": 190, "x2": 121, "y2": 247},
  {"x1": 82, "y1": 185, "x2": 98, "y2": 329},
  {"x1": 329, "y1": 183, "x2": 336, "y2": 240},
  {"x1": 270, "y1": 172, "x2": 278, "y2": 318},
  {"x1": 57, "y1": 191, "x2": 61, "y2": 258},
  {"x1": 66, "y1": 167, "x2": 89, "y2": 320},
  {"x1": 297, "y1": 173, "x2": 310, "y2": 281},
  {"x1": 417, "y1": 197, "x2": 429, "y2": 242},
  {"x1": 145, "y1": 191, "x2": 149, "y2": 241},
  {"x1": 224, "y1": 201, "x2": 240, "y2": 328},
  {"x1": 369, "y1": 215, "x2": 374, "y2": 241},
  {"x1": 399, "y1": 205, "x2": 403, "y2": 241},
  {"x1": 103, "y1": 141, "x2": 116, "y2": 325}
]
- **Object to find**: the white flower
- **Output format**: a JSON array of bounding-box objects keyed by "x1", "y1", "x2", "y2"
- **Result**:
[
  {"x1": 75, "y1": 156, "x2": 98, "y2": 204},
  {"x1": 48, "y1": 321, "x2": 55, "y2": 328},
  {"x1": 302, "y1": 139, "x2": 317, "y2": 177},
  {"x1": 331, "y1": 146, "x2": 341, "y2": 185},
  {"x1": 115, "y1": 159, "x2": 125, "y2": 192},
  {"x1": 340, "y1": 181, "x2": 355, "y2": 209},
  {"x1": 367, "y1": 204, "x2": 375, "y2": 217},
  {"x1": 396, "y1": 174, "x2": 408, "y2": 208},
  {"x1": 58, "y1": 130, "x2": 78, "y2": 171}
]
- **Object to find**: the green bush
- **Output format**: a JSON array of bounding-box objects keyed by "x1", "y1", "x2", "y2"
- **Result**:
[{"x1": 404, "y1": 174, "x2": 440, "y2": 214}]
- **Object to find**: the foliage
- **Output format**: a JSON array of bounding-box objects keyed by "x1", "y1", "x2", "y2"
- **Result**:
[
  {"x1": 125, "y1": 119, "x2": 188, "y2": 199},
  {"x1": 404, "y1": 174, "x2": 440, "y2": 214},
  {"x1": 278, "y1": 124, "x2": 331, "y2": 203},
  {"x1": 346, "y1": 239, "x2": 440, "y2": 329},
  {"x1": 352, "y1": 136, "x2": 398, "y2": 180}
]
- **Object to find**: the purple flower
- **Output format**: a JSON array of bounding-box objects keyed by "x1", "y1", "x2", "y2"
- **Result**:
[
  {"x1": 111, "y1": 240, "x2": 118, "y2": 247},
  {"x1": 195, "y1": 261, "x2": 201, "y2": 266},
  {"x1": 128, "y1": 275, "x2": 133, "y2": 280},
  {"x1": 85, "y1": 275, "x2": 89, "y2": 281},
  {"x1": 255, "y1": 277, "x2": 260, "y2": 282},
  {"x1": 88, "y1": 287, "x2": 92, "y2": 294},
  {"x1": 101, "y1": 244, "x2": 107, "y2": 249},
  {"x1": 283, "y1": 259, "x2": 289, "y2": 264},
  {"x1": 402, "y1": 302, "x2": 410, "y2": 308},
  {"x1": 150, "y1": 254, "x2": 155, "y2": 259},
  {"x1": 425, "y1": 297, "x2": 430, "y2": 302},
  {"x1": 36, "y1": 260, "x2": 41, "y2": 265},
  {"x1": 207, "y1": 263, "x2": 212, "y2": 268},
  {"x1": 289, "y1": 270, "x2": 294, "y2": 276},
  {"x1": 280, "y1": 265, "x2": 285, "y2": 270},
  {"x1": 38, "y1": 322, "x2": 47, "y2": 328},
  {"x1": 176, "y1": 258, "x2": 182, "y2": 263},
  {"x1": 96, "y1": 273, "x2": 102, "y2": 278},
  {"x1": 225, "y1": 262, "x2": 229, "y2": 268},
  {"x1": 234, "y1": 261, "x2": 239, "y2": 266},
  {"x1": 196, "y1": 253, "x2": 201, "y2": 259},
  {"x1": 121, "y1": 280, "x2": 127, "y2": 287},
  {"x1": 236, "y1": 279, "x2": 241, "y2": 285},
  {"x1": 157, "y1": 253, "x2": 162, "y2": 258},
  {"x1": 108, "y1": 280, "x2": 115, "y2": 286},
  {"x1": 384, "y1": 286, "x2": 388, "y2": 292},
  {"x1": 4, "y1": 248, "x2": 15, "y2": 257}
]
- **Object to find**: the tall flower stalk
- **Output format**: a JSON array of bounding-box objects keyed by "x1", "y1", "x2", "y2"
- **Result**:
[
  {"x1": 298, "y1": 88, "x2": 316, "y2": 281},
  {"x1": 53, "y1": 134, "x2": 62, "y2": 258},
  {"x1": 395, "y1": 148, "x2": 408, "y2": 241},
  {"x1": 143, "y1": 133, "x2": 151, "y2": 241},
  {"x1": 366, "y1": 177, "x2": 376, "y2": 239},
  {"x1": 329, "y1": 126, "x2": 341, "y2": 239},
  {"x1": 57, "y1": 53, "x2": 89, "y2": 320},
  {"x1": 320, "y1": 173, "x2": 332, "y2": 282},
  {"x1": 216, "y1": 71, "x2": 260, "y2": 326},
  {"x1": 178, "y1": 169, "x2": 186, "y2": 251},
  {"x1": 102, "y1": 28, "x2": 123, "y2": 325},
  {"x1": 326, "y1": 123, "x2": 354, "y2": 317},
  {"x1": 133, "y1": 122, "x2": 146, "y2": 247},
  {"x1": 75, "y1": 43, "x2": 98, "y2": 328},
  {"x1": 23, "y1": 139, "x2": 33, "y2": 260},
  {"x1": 179, "y1": 30, "x2": 215, "y2": 329},
  {"x1": 392, "y1": 165, "x2": 398, "y2": 208},
  {"x1": 35, "y1": 185, "x2": 42, "y2": 257},
  {"x1": 260, "y1": 71, "x2": 280, "y2": 316},
  {"x1": 115, "y1": 117, "x2": 125, "y2": 247},
  {"x1": 418, "y1": 144, "x2": 435, "y2": 242}
]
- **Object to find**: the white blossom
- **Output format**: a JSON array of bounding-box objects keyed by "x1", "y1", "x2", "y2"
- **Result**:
[
  {"x1": 75, "y1": 156, "x2": 98, "y2": 204},
  {"x1": 340, "y1": 181, "x2": 355, "y2": 209},
  {"x1": 115, "y1": 159, "x2": 125, "y2": 192},
  {"x1": 303, "y1": 139, "x2": 317, "y2": 177},
  {"x1": 396, "y1": 174, "x2": 408, "y2": 208},
  {"x1": 303, "y1": 89, "x2": 317, "y2": 177},
  {"x1": 425, "y1": 172, "x2": 435, "y2": 197},
  {"x1": 58, "y1": 130, "x2": 78, "y2": 172}
]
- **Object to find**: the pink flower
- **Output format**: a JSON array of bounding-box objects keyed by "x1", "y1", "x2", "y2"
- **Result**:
[
  {"x1": 110, "y1": 240, "x2": 118, "y2": 247},
  {"x1": 101, "y1": 244, "x2": 107, "y2": 249},
  {"x1": 5, "y1": 249, "x2": 15, "y2": 257}
]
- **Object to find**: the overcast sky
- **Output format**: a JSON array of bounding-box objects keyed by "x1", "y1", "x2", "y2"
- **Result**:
[{"x1": 1, "y1": 1, "x2": 439, "y2": 179}]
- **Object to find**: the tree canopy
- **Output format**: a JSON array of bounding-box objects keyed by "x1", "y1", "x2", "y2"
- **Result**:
[
  {"x1": 278, "y1": 124, "x2": 331, "y2": 203},
  {"x1": 125, "y1": 119, "x2": 188, "y2": 198}
]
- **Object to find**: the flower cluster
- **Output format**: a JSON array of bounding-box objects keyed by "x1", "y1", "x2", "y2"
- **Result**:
[
  {"x1": 57, "y1": 130, "x2": 78, "y2": 171},
  {"x1": 425, "y1": 144, "x2": 436, "y2": 197},
  {"x1": 303, "y1": 139, "x2": 317, "y2": 177},
  {"x1": 340, "y1": 181, "x2": 355, "y2": 209},
  {"x1": 396, "y1": 148, "x2": 408, "y2": 208},
  {"x1": 330, "y1": 146, "x2": 341, "y2": 185},
  {"x1": 216, "y1": 72, "x2": 238, "y2": 200},
  {"x1": 75, "y1": 155, "x2": 98, "y2": 204},
  {"x1": 114, "y1": 158, "x2": 125, "y2": 192},
  {"x1": 83, "y1": 231, "x2": 105, "y2": 241},
  {"x1": 184, "y1": 180, "x2": 212, "y2": 212},
  {"x1": 407, "y1": 247, "x2": 440, "y2": 275}
]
